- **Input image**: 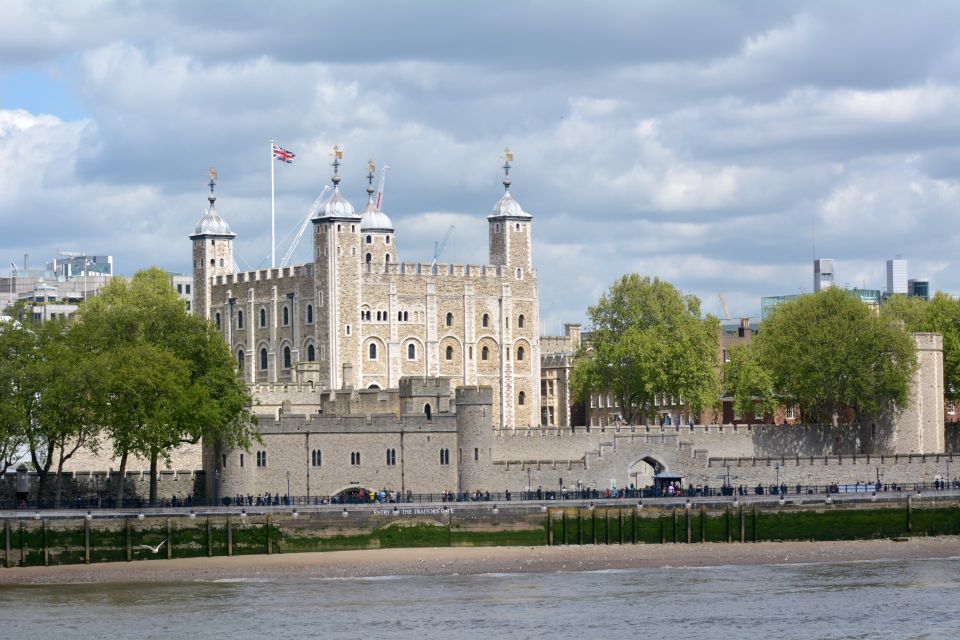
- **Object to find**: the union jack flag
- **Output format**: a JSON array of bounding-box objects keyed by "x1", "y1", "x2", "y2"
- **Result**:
[{"x1": 272, "y1": 143, "x2": 295, "y2": 163}]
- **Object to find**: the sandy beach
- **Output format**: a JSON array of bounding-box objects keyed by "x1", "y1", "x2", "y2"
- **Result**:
[{"x1": 2, "y1": 537, "x2": 959, "y2": 585}]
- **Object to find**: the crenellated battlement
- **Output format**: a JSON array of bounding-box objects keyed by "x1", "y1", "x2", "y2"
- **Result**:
[{"x1": 217, "y1": 263, "x2": 314, "y2": 286}]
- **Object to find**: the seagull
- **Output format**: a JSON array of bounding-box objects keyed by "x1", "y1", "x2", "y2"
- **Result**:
[{"x1": 137, "y1": 539, "x2": 167, "y2": 554}]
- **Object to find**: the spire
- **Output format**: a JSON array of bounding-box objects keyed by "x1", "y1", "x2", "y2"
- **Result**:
[
  {"x1": 191, "y1": 166, "x2": 235, "y2": 238},
  {"x1": 208, "y1": 166, "x2": 218, "y2": 206},
  {"x1": 502, "y1": 147, "x2": 513, "y2": 191},
  {"x1": 331, "y1": 144, "x2": 343, "y2": 189},
  {"x1": 366, "y1": 159, "x2": 376, "y2": 203}
]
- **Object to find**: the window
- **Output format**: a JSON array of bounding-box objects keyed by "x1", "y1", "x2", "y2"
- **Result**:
[
  {"x1": 283, "y1": 306, "x2": 289, "y2": 325},
  {"x1": 517, "y1": 346, "x2": 524, "y2": 361},
  {"x1": 386, "y1": 448, "x2": 396, "y2": 466},
  {"x1": 518, "y1": 314, "x2": 525, "y2": 328},
  {"x1": 307, "y1": 304, "x2": 314, "y2": 324},
  {"x1": 283, "y1": 346, "x2": 291, "y2": 369},
  {"x1": 445, "y1": 345, "x2": 454, "y2": 361},
  {"x1": 369, "y1": 343, "x2": 378, "y2": 360},
  {"x1": 482, "y1": 313, "x2": 489, "y2": 328},
  {"x1": 259, "y1": 348, "x2": 268, "y2": 370},
  {"x1": 259, "y1": 308, "x2": 267, "y2": 327},
  {"x1": 177, "y1": 284, "x2": 182, "y2": 294},
  {"x1": 407, "y1": 343, "x2": 416, "y2": 359},
  {"x1": 386, "y1": 236, "x2": 391, "y2": 244},
  {"x1": 237, "y1": 350, "x2": 245, "y2": 371},
  {"x1": 307, "y1": 344, "x2": 315, "y2": 362},
  {"x1": 515, "y1": 223, "x2": 520, "y2": 231},
  {"x1": 186, "y1": 284, "x2": 191, "y2": 294},
  {"x1": 440, "y1": 448, "x2": 450, "y2": 465},
  {"x1": 237, "y1": 310, "x2": 244, "y2": 329},
  {"x1": 386, "y1": 254, "x2": 390, "y2": 263},
  {"x1": 311, "y1": 450, "x2": 321, "y2": 467},
  {"x1": 481, "y1": 346, "x2": 489, "y2": 361},
  {"x1": 366, "y1": 253, "x2": 372, "y2": 263},
  {"x1": 210, "y1": 259, "x2": 215, "y2": 267},
  {"x1": 239, "y1": 454, "x2": 243, "y2": 467},
  {"x1": 351, "y1": 451, "x2": 361, "y2": 466},
  {"x1": 474, "y1": 447, "x2": 479, "y2": 461},
  {"x1": 215, "y1": 312, "x2": 221, "y2": 329},
  {"x1": 346, "y1": 324, "x2": 351, "y2": 335},
  {"x1": 516, "y1": 268, "x2": 522, "y2": 279},
  {"x1": 366, "y1": 235, "x2": 372, "y2": 244},
  {"x1": 519, "y1": 391, "x2": 526, "y2": 405},
  {"x1": 403, "y1": 311, "x2": 409, "y2": 322},
  {"x1": 425, "y1": 403, "x2": 432, "y2": 420},
  {"x1": 256, "y1": 451, "x2": 267, "y2": 467},
  {"x1": 446, "y1": 312, "x2": 453, "y2": 327},
  {"x1": 398, "y1": 311, "x2": 403, "y2": 322}
]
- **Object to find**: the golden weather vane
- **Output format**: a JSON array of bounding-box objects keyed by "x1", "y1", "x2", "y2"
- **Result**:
[
  {"x1": 208, "y1": 166, "x2": 218, "y2": 184},
  {"x1": 332, "y1": 144, "x2": 343, "y2": 160},
  {"x1": 367, "y1": 159, "x2": 376, "y2": 175},
  {"x1": 503, "y1": 147, "x2": 513, "y2": 163}
]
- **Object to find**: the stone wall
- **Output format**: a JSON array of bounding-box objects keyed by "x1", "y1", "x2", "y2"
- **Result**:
[{"x1": 0, "y1": 469, "x2": 205, "y2": 504}]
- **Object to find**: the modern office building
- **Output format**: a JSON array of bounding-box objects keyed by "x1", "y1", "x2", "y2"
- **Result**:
[
  {"x1": 814, "y1": 258, "x2": 835, "y2": 292},
  {"x1": 908, "y1": 279, "x2": 930, "y2": 301},
  {"x1": 886, "y1": 257, "x2": 908, "y2": 295}
]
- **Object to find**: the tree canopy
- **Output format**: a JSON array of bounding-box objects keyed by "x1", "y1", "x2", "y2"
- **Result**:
[
  {"x1": 730, "y1": 287, "x2": 917, "y2": 425},
  {"x1": 571, "y1": 274, "x2": 720, "y2": 424}
]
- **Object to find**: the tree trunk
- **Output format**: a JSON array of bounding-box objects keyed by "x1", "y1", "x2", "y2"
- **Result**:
[
  {"x1": 149, "y1": 449, "x2": 159, "y2": 506},
  {"x1": 31, "y1": 441, "x2": 55, "y2": 507},
  {"x1": 54, "y1": 457, "x2": 65, "y2": 508},
  {"x1": 114, "y1": 451, "x2": 129, "y2": 506}
]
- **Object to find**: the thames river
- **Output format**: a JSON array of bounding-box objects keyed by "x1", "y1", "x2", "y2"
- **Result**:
[{"x1": 2, "y1": 556, "x2": 958, "y2": 639}]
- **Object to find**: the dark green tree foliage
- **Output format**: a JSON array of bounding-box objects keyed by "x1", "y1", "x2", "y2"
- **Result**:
[
  {"x1": 722, "y1": 343, "x2": 778, "y2": 422},
  {"x1": 751, "y1": 287, "x2": 916, "y2": 425},
  {"x1": 571, "y1": 275, "x2": 720, "y2": 424},
  {"x1": 71, "y1": 267, "x2": 256, "y2": 503},
  {"x1": 882, "y1": 292, "x2": 960, "y2": 400},
  {"x1": 0, "y1": 319, "x2": 34, "y2": 475}
]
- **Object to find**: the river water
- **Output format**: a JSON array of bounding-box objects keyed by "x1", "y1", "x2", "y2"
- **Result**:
[{"x1": 2, "y1": 556, "x2": 958, "y2": 639}]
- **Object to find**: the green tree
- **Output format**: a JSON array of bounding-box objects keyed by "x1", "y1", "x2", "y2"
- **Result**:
[
  {"x1": 571, "y1": 275, "x2": 720, "y2": 424},
  {"x1": 0, "y1": 318, "x2": 32, "y2": 476},
  {"x1": 882, "y1": 291, "x2": 960, "y2": 400},
  {"x1": 72, "y1": 267, "x2": 256, "y2": 504},
  {"x1": 753, "y1": 287, "x2": 916, "y2": 425},
  {"x1": 722, "y1": 343, "x2": 778, "y2": 423}
]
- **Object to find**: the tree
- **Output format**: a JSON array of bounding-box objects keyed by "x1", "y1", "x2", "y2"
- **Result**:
[
  {"x1": 752, "y1": 287, "x2": 916, "y2": 425},
  {"x1": 722, "y1": 343, "x2": 778, "y2": 423},
  {"x1": 0, "y1": 318, "x2": 31, "y2": 476},
  {"x1": 882, "y1": 291, "x2": 960, "y2": 400},
  {"x1": 72, "y1": 267, "x2": 256, "y2": 504},
  {"x1": 571, "y1": 275, "x2": 720, "y2": 424}
]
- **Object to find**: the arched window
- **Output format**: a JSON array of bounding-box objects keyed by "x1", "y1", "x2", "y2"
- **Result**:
[
  {"x1": 398, "y1": 311, "x2": 403, "y2": 322},
  {"x1": 519, "y1": 391, "x2": 526, "y2": 405},
  {"x1": 386, "y1": 236, "x2": 391, "y2": 244},
  {"x1": 237, "y1": 350, "x2": 245, "y2": 371},
  {"x1": 482, "y1": 313, "x2": 489, "y2": 328},
  {"x1": 386, "y1": 449, "x2": 396, "y2": 466},
  {"x1": 283, "y1": 306, "x2": 290, "y2": 325},
  {"x1": 215, "y1": 312, "x2": 221, "y2": 329},
  {"x1": 366, "y1": 235, "x2": 372, "y2": 244},
  {"x1": 369, "y1": 343, "x2": 378, "y2": 360},
  {"x1": 210, "y1": 258, "x2": 215, "y2": 267},
  {"x1": 481, "y1": 346, "x2": 489, "y2": 361},
  {"x1": 517, "y1": 346, "x2": 525, "y2": 361},
  {"x1": 311, "y1": 450, "x2": 321, "y2": 467},
  {"x1": 407, "y1": 343, "x2": 416, "y2": 360},
  {"x1": 446, "y1": 312, "x2": 453, "y2": 327},
  {"x1": 366, "y1": 253, "x2": 372, "y2": 263},
  {"x1": 445, "y1": 345, "x2": 454, "y2": 361},
  {"x1": 385, "y1": 254, "x2": 391, "y2": 263},
  {"x1": 259, "y1": 348, "x2": 268, "y2": 370},
  {"x1": 518, "y1": 314, "x2": 525, "y2": 328},
  {"x1": 403, "y1": 311, "x2": 409, "y2": 322},
  {"x1": 306, "y1": 304, "x2": 313, "y2": 324},
  {"x1": 307, "y1": 344, "x2": 315, "y2": 362},
  {"x1": 283, "y1": 346, "x2": 291, "y2": 369},
  {"x1": 237, "y1": 310, "x2": 244, "y2": 329},
  {"x1": 259, "y1": 308, "x2": 267, "y2": 327},
  {"x1": 425, "y1": 404, "x2": 432, "y2": 420}
]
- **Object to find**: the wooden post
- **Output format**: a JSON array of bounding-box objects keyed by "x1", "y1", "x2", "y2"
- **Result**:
[
  {"x1": 685, "y1": 508, "x2": 692, "y2": 543},
  {"x1": 726, "y1": 506, "x2": 732, "y2": 543},
  {"x1": 660, "y1": 516, "x2": 665, "y2": 544},
  {"x1": 42, "y1": 519, "x2": 48, "y2": 566},
  {"x1": 632, "y1": 510, "x2": 637, "y2": 544},
  {"x1": 604, "y1": 511, "x2": 610, "y2": 545},
  {"x1": 266, "y1": 514, "x2": 272, "y2": 555},
  {"x1": 619, "y1": 510, "x2": 624, "y2": 545},
  {"x1": 561, "y1": 510, "x2": 567, "y2": 545},
  {"x1": 591, "y1": 510, "x2": 597, "y2": 544},
  {"x1": 700, "y1": 506, "x2": 706, "y2": 543},
  {"x1": 739, "y1": 506, "x2": 745, "y2": 543},
  {"x1": 546, "y1": 510, "x2": 552, "y2": 545},
  {"x1": 166, "y1": 518, "x2": 172, "y2": 560},
  {"x1": 83, "y1": 518, "x2": 90, "y2": 565},
  {"x1": 752, "y1": 505, "x2": 758, "y2": 542},
  {"x1": 226, "y1": 517, "x2": 233, "y2": 556},
  {"x1": 907, "y1": 495, "x2": 913, "y2": 534},
  {"x1": 672, "y1": 508, "x2": 678, "y2": 543},
  {"x1": 4, "y1": 520, "x2": 10, "y2": 568},
  {"x1": 126, "y1": 518, "x2": 132, "y2": 562},
  {"x1": 206, "y1": 518, "x2": 212, "y2": 557}
]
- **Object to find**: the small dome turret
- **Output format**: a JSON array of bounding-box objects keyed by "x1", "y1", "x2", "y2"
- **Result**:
[
  {"x1": 191, "y1": 173, "x2": 236, "y2": 238},
  {"x1": 488, "y1": 148, "x2": 531, "y2": 220},
  {"x1": 313, "y1": 144, "x2": 360, "y2": 220}
]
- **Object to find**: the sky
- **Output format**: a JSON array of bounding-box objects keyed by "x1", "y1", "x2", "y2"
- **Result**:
[{"x1": 3, "y1": 0, "x2": 960, "y2": 333}]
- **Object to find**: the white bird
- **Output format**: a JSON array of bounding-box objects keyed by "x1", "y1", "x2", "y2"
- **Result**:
[{"x1": 137, "y1": 539, "x2": 167, "y2": 554}]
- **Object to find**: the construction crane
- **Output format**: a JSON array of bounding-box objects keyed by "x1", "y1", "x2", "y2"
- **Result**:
[
  {"x1": 280, "y1": 186, "x2": 332, "y2": 268},
  {"x1": 375, "y1": 164, "x2": 390, "y2": 209},
  {"x1": 718, "y1": 293, "x2": 732, "y2": 321},
  {"x1": 432, "y1": 225, "x2": 455, "y2": 267}
]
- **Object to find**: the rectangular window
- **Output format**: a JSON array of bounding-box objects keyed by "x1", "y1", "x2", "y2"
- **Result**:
[
  {"x1": 785, "y1": 406, "x2": 795, "y2": 420},
  {"x1": 239, "y1": 454, "x2": 244, "y2": 467},
  {"x1": 474, "y1": 447, "x2": 479, "y2": 461},
  {"x1": 186, "y1": 284, "x2": 191, "y2": 294}
]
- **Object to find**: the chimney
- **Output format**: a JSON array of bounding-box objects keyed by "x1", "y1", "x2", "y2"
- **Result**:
[{"x1": 738, "y1": 317, "x2": 750, "y2": 338}]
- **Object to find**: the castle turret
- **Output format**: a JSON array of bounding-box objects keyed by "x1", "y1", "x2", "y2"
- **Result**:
[
  {"x1": 488, "y1": 148, "x2": 532, "y2": 270},
  {"x1": 190, "y1": 169, "x2": 235, "y2": 322},
  {"x1": 359, "y1": 160, "x2": 397, "y2": 269},
  {"x1": 311, "y1": 146, "x2": 363, "y2": 390}
]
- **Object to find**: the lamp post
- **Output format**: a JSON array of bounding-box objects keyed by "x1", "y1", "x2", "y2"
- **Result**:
[
  {"x1": 527, "y1": 467, "x2": 532, "y2": 499},
  {"x1": 214, "y1": 469, "x2": 220, "y2": 506},
  {"x1": 286, "y1": 470, "x2": 291, "y2": 505},
  {"x1": 775, "y1": 463, "x2": 781, "y2": 492}
]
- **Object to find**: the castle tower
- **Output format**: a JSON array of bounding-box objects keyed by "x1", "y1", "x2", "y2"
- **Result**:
[
  {"x1": 488, "y1": 148, "x2": 532, "y2": 270},
  {"x1": 359, "y1": 160, "x2": 397, "y2": 270},
  {"x1": 190, "y1": 168, "x2": 235, "y2": 321},
  {"x1": 311, "y1": 146, "x2": 363, "y2": 390}
]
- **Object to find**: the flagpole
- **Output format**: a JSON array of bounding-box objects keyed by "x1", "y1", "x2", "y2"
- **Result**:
[{"x1": 270, "y1": 139, "x2": 276, "y2": 268}]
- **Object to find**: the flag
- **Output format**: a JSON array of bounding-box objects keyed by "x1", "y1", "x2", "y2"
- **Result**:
[{"x1": 272, "y1": 143, "x2": 295, "y2": 164}]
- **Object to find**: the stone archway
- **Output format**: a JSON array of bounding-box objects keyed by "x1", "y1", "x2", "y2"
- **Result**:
[{"x1": 628, "y1": 455, "x2": 666, "y2": 491}]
